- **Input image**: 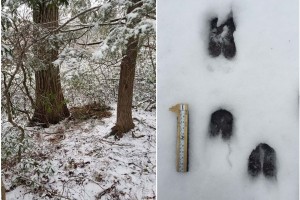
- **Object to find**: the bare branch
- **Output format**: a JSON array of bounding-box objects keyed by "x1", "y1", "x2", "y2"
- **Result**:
[
  {"x1": 76, "y1": 41, "x2": 103, "y2": 46},
  {"x1": 59, "y1": 22, "x2": 125, "y2": 33},
  {"x1": 55, "y1": 5, "x2": 102, "y2": 32},
  {"x1": 35, "y1": 5, "x2": 103, "y2": 43}
]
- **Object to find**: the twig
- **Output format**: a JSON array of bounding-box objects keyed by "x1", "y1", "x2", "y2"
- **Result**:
[
  {"x1": 99, "y1": 138, "x2": 134, "y2": 147},
  {"x1": 133, "y1": 118, "x2": 155, "y2": 130},
  {"x1": 96, "y1": 183, "x2": 116, "y2": 199},
  {"x1": 132, "y1": 132, "x2": 145, "y2": 139},
  {"x1": 86, "y1": 178, "x2": 104, "y2": 189},
  {"x1": 76, "y1": 41, "x2": 103, "y2": 46},
  {"x1": 55, "y1": 5, "x2": 102, "y2": 32},
  {"x1": 60, "y1": 22, "x2": 124, "y2": 33}
]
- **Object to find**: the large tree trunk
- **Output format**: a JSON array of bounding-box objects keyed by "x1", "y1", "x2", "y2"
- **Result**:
[
  {"x1": 111, "y1": 0, "x2": 142, "y2": 139},
  {"x1": 31, "y1": 3, "x2": 69, "y2": 126}
]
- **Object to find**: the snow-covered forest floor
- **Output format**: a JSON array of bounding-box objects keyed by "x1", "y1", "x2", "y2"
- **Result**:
[
  {"x1": 3, "y1": 105, "x2": 156, "y2": 200},
  {"x1": 1, "y1": 1, "x2": 156, "y2": 199}
]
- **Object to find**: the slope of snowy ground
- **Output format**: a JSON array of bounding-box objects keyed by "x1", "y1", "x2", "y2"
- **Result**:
[
  {"x1": 157, "y1": 0, "x2": 298, "y2": 200},
  {"x1": 4, "y1": 106, "x2": 156, "y2": 200}
]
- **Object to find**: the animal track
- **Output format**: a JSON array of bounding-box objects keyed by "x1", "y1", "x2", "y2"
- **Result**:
[
  {"x1": 208, "y1": 13, "x2": 236, "y2": 59},
  {"x1": 209, "y1": 109, "x2": 233, "y2": 140},
  {"x1": 248, "y1": 143, "x2": 277, "y2": 178}
]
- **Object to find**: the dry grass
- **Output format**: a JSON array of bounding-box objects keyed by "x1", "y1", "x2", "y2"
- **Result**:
[{"x1": 69, "y1": 102, "x2": 112, "y2": 120}]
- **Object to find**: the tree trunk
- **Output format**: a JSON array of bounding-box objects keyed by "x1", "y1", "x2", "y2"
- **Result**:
[
  {"x1": 111, "y1": 0, "x2": 142, "y2": 138},
  {"x1": 1, "y1": 180, "x2": 6, "y2": 200},
  {"x1": 31, "y1": 3, "x2": 69, "y2": 126}
]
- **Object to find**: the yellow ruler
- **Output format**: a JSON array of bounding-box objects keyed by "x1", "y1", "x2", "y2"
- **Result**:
[{"x1": 170, "y1": 104, "x2": 189, "y2": 172}]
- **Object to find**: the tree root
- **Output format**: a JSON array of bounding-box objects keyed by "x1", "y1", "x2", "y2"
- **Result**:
[{"x1": 109, "y1": 124, "x2": 134, "y2": 140}]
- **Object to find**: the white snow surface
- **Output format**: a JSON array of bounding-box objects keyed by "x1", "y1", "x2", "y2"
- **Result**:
[
  {"x1": 5, "y1": 106, "x2": 156, "y2": 200},
  {"x1": 157, "y1": 0, "x2": 298, "y2": 200}
]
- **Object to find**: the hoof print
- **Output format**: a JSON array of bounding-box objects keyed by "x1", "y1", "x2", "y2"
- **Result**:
[
  {"x1": 261, "y1": 143, "x2": 276, "y2": 178},
  {"x1": 208, "y1": 39, "x2": 222, "y2": 57},
  {"x1": 209, "y1": 109, "x2": 233, "y2": 140},
  {"x1": 247, "y1": 143, "x2": 277, "y2": 178},
  {"x1": 208, "y1": 14, "x2": 236, "y2": 59},
  {"x1": 248, "y1": 145, "x2": 261, "y2": 177},
  {"x1": 208, "y1": 18, "x2": 222, "y2": 57}
]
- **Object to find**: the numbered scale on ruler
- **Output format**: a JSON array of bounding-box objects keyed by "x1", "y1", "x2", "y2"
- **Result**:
[{"x1": 170, "y1": 104, "x2": 189, "y2": 172}]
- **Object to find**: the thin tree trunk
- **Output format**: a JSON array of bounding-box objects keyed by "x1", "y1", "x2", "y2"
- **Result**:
[
  {"x1": 31, "y1": 3, "x2": 69, "y2": 126},
  {"x1": 111, "y1": 0, "x2": 142, "y2": 138},
  {"x1": 1, "y1": 180, "x2": 6, "y2": 200}
]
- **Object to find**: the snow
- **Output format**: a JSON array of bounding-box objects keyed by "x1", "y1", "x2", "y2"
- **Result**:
[
  {"x1": 127, "y1": 13, "x2": 138, "y2": 20},
  {"x1": 92, "y1": 44, "x2": 109, "y2": 59},
  {"x1": 157, "y1": 0, "x2": 298, "y2": 200},
  {"x1": 101, "y1": 3, "x2": 111, "y2": 9},
  {"x1": 5, "y1": 106, "x2": 156, "y2": 200}
]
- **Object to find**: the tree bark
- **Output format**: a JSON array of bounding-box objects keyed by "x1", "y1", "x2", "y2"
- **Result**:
[
  {"x1": 1, "y1": 180, "x2": 6, "y2": 200},
  {"x1": 31, "y1": 3, "x2": 69, "y2": 126},
  {"x1": 111, "y1": 0, "x2": 142, "y2": 138}
]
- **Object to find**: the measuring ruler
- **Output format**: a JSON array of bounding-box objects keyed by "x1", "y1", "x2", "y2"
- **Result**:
[{"x1": 170, "y1": 104, "x2": 189, "y2": 172}]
